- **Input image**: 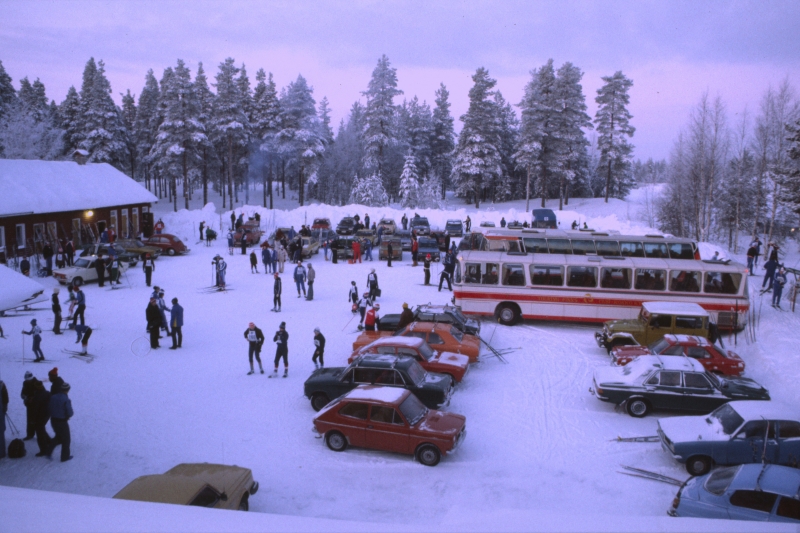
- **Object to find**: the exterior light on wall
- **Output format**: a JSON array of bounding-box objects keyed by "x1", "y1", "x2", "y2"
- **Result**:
[{"x1": 86, "y1": 210, "x2": 94, "y2": 217}]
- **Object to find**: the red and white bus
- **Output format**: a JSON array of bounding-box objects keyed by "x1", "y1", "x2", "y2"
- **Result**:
[{"x1": 453, "y1": 249, "x2": 749, "y2": 328}]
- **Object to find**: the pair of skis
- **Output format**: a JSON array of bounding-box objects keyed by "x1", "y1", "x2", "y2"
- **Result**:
[
  {"x1": 62, "y1": 349, "x2": 96, "y2": 363},
  {"x1": 198, "y1": 285, "x2": 233, "y2": 294}
]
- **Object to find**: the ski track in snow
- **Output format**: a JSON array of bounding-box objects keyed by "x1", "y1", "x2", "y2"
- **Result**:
[{"x1": 1, "y1": 189, "x2": 798, "y2": 528}]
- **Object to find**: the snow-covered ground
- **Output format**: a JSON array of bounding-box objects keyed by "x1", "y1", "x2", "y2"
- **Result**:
[{"x1": 1, "y1": 187, "x2": 798, "y2": 532}]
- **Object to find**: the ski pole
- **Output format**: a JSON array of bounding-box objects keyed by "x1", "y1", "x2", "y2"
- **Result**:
[
  {"x1": 342, "y1": 311, "x2": 358, "y2": 332},
  {"x1": 21, "y1": 333, "x2": 25, "y2": 365},
  {"x1": 5, "y1": 412, "x2": 20, "y2": 435}
]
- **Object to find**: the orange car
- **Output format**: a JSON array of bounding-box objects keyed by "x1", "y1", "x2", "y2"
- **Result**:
[
  {"x1": 348, "y1": 336, "x2": 470, "y2": 383},
  {"x1": 352, "y1": 322, "x2": 481, "y2": 363}
]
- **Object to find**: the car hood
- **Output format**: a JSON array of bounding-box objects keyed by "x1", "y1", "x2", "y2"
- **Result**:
[
  {"x1": 659, "y1": 416, "x2": 728, "y2": 444},
  {"x1": 423, "y1": 372, "x2": 453, "y2": 391},
  {"x1": 606, "y1": 319, "x2": 644, "y2": 334},
  {"x1": 432, "y1": 351, "x2": 470, "y2": 370},
  {"x1": 718, "y1": 376, "x2": 770, "y2": 400},
  {"x1": 611, "y1": 346, "x2": 651, "y2": 361},
  {"x1": 417, "y1": 410, "x2": 466, "y2": 435},
  {"x1": 305, "y1": 367, "x2": 346, "y2": 384},
  {"x1": 593, "y1": 365, "x2": 635, "y2": 386}
]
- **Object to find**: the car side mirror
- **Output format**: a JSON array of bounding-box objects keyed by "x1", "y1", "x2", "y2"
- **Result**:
[{"x1": 219, "y1": 492, "x2": 228, "y2": 502}]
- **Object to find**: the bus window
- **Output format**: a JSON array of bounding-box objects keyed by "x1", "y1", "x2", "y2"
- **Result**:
[
  {"x1": 635, "y1": 269, "x2": 666, "y2": 291},
  {"x1": 595, "y1": 241, "x2": 620, "y2": 256},
  {"x1": 506, "y1": 240, "x2": 523, "y2": 253},
  {"x1": 705, "y1": 272, "x2": 741, "y2": 294},
  {"x1": 454, "y1": 262, "x2": 462, "y2": 283},
  {"x1": 464, "y1": 263, "x2": 482, "y2": 284},
  {"x1": 482, "y1": 263, "x2": 499, "y2": 285},
  {"x1": 668, "y1": 243, "x2": 695, "y2": 260},
  {"x1": 600, "y1": 267, "x2": 632, "y2": 289},
  {"x1": 502, "y1": 264, "x2": 525, "y2": 286},
  {"x1": 523, "y1": 238, "x2": 548, "y2": 254},
  {"x1": 571, "y1": 239, "x2": 596, "y2": 255},
  {"x1": 547, "y1": 239, "x2": 572, "y2": 254},
  {"x1": 530, "y1": 265, "x2": 564, "y2": 286},
  {"x1": 567, "y1": 266, "x2": 598, "y2": 288},
  {"x1": 619, "y1": 242, "x2": 644, "y2": 257},
  {"x1": 670, "y1": 270, "x2": 701, "y2": 293},
  {"x1": 643, "y1": 242, "x2": 668, "y2": 258}
]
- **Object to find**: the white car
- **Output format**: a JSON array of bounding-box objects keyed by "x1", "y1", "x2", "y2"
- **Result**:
[{"x1": 53, "y1": 255, "x2": 128, "y2": 286}]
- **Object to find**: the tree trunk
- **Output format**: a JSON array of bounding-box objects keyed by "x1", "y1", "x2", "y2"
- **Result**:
[
  {"x1": 227, "y1": 136, "x2": 234, "y2": 210},
  {"x1": 565, "y1": 180, "x2": 571, "y2": 206},
  {"x1": 268, "y1": 160, "x2": 274, "y2": 209},
  {"x1": 182, "y1": 143, "x2": 188, "y2": 211},
  {"x1": 298, "y1": 164, "x2": 305, "y2": 206},
  {"x1": 604, "y1": 160, "x2": 611, "y2": 203},
  {"x1": 202, "y1": 148, "x2": 208, "y2": 207},
  {"x1": 524, "y1": 165, "x2": 531, "y2": 213},
  {"x1": 281, "y1": 159, "x2": 286, "y2": 199}
]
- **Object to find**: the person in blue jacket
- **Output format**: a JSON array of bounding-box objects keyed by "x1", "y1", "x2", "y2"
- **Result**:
[
  {"x1": 169, "y1": 298, "x2": 183, "y2": 349},
  {"x1": 48, "y1": 381, "x2": 74, "y2": 462}
]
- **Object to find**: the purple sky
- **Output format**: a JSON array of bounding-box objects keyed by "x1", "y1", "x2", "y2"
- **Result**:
[{"x1": 2, "y1": 0, "x2": 799, "y2": 160}]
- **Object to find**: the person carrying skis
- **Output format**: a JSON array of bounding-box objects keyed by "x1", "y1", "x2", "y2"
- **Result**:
[
  {"x1": 272, "y1": 272, "x2": 282, "y2": 312},
  {"x1": 250, "y1": 251, "x2": 259, "y2": 273},
  {"x1": 364, "y1": 303, "x2": 380, "y2": 331},
  {"x1": 773, "y1": 268, "x2": 788, "y2": 308},
  {"x1": 423, "y1": 254, "x2": 431, "y2": 285},
  {"x1": 271, "y1": 322, "x2": 289, "y2": 378},
  {"x1": 293, "y1": 261, "x2": 307, "y2": 298},
  {"x1": 306, "y1": 264, "x2": 316, "y2": 300},
  {"x1": 74, "y1": 324, "x2": 93, "y2": 355},
  {"x1": 367, "y1": 269, "x2": 379, "y2": 300},
  {"x1": 143, "y1": 253, "x2": 156, "y2": 287},
  {"x1": 244, "y1": 322, "x2": 265, "y2": 375},
  {"x1": 312, "y1": 327, "x2": 325, "y2": 369}
]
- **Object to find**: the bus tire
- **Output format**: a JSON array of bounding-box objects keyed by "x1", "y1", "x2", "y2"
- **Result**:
[{"x1": 496, "y1": 303, "x2": 520, "y2": 326}]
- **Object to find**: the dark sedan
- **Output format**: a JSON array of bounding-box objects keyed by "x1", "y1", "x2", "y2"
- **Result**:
[
  {"x1": 417, "y1": 237, "x2": 441, "y2": 261},
  {"x1": 303, "y1": 354, "x2": 454, "y2": 412},
  {"x1": 336, "y1": 217, "x2": 356, "y2": 235}
]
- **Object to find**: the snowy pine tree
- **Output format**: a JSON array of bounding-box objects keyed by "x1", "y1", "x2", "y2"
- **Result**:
[
  {"x1": 193, "y1": 62, "x2": 219, "y2": 206},
  {"x1": 120, "y1": 89, "x2": 138, "y2": 180},
  {"x1": 432, "y1": 83, "x2": 455, "y2": 200},
  {"x1": 252, "y1": 69, "x2": 281, "y2": 208},
  {"x1": 79, "y1": 59, "x2": 129, "y2": 172},
  {"x1": 133, "y1": 70, "x2": 160, "y2": 189},
  {"x1": 553, "y1": 62, "x2": 592, "y2": 208},
  {"x1": 398, "y1": 154, "x2": 420, "y2": 207},
  {"x1": 349, "y1": 173, "x2": 389, "y2": 206},
  {"x1": 362, "y1": 55, "x2": 403, "y2": 192},
  {"x1": 0, "y1": 75, "x2": 63, "y2": 160},
  {"x1": 594, "y1": 71, "x2": 635, "y2": 202},
  {"x1": 210, "y1": 58, "x2": 249, "y2": 209}
]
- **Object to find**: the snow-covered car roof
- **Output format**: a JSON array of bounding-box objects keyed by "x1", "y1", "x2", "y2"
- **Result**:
[
  {"x1": 725, "y1": 400, "x2": 797, "y2": 421},
  {"x1": 731, "y1": 464, "x2": 800, "y2": 498},
  {"x1": 642, "y1": 302, "x2": 708, "y2": 316},
  {"x1": 665, "y1": 334, "x2": 712, "y2": 346},
  {"x1": 364, "y1": 336, "x2": 425, "y2": 349},
  {"x1": 343, "y1": 385, "x2": 409, "y2": 404},
  {"x1": 628, "y1": 355, "x2": 705, "y2": 372}
]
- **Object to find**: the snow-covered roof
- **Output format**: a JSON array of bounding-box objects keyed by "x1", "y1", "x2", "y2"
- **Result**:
[
  {"x1": 629, "y1": 355, "x2": 704, "y2": 372},
  {"x1": 641, "y1": 301, "x2": 708, "y2": 316},
  {"x1": 0, "y1": 264, "x2": 48, "y2": 311},
  {"x1": 344, "y1": 385, "x2": 409, "y2": 404},
  {"x1": 0, "y1": 159, "x2": 157, "y2": 216},
  {"x1": 666, "y1": 334, "x2": 711, "y2": 346},
  {"x1": 367, "y1": 336, "x2": 424, "y2": 348},
  {"x1": 727, "y1": 400, "x2": 797, "y2": 421}
]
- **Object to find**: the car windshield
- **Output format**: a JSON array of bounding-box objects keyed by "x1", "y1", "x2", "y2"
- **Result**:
[
  {"x1": 703, "y1": 465, "x2": 741, "y2": 496},
  {"x1": 417, "y1": 342, "x2": 435, "y2": 361},
  {"x1": 406, "y1": 361, "x2": 427, "y2": 386},
  {"x1": 399, "y1": 394, "x2": 428, "y2": 426},
  {"x1": 74, "y1": 258, "x2": 91, "y2": 268},
  {"x1": 705, "y1": 371, "x2": 722, "y2": 389},
  {"x1": 706, "y1": 403, "x2": 745, "y2": 435},
  {"x1": 449, "y1": 326, "x2": 463, "y2": 342},
  {"x1": 649, "y1": 338, "x2": 671, "y2": 353},
  {"x1": 450, "y1": 308, "x2": 468, "y2": 324}
]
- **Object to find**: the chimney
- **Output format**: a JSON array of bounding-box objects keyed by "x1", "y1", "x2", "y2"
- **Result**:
[{"x1": 72, "y1": 149, "x2": 89, "y2": 165}]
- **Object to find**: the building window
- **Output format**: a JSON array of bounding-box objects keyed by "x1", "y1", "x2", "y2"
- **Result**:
[
  {"x1": 110, "y1": 210, "x2": 118, "y2": 234},
  {"x1": 15, "y1": 224, "x2": 26, "y2": 248},
  {"x1": 72, "y1": 218, "x2": 82, "y2": 246},
  {"x1": 47, "y1": 222, "x2": 58, "y2": 243},
  {"x1": 33, "y1": 223, "x2": 45, "y2": 246},
  {"x1": 132, "y1": 208, "x2": 139, "y2": 237},
  {"x1": 0, "y1": 226, "x2": 5, "y2": 251},
  {"x1": 142, "y1": 206, "x2": 149, "y2": 213},
  {"x1": 121, "y1": 209, "x2": 129, "y2": 238}
]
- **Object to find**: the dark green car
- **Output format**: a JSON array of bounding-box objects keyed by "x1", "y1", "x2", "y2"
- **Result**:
[{"x1": 304, "y1": 354, "x2": 454, "y2": 412}]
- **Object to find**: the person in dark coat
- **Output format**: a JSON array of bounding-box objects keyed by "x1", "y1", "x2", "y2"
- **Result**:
[
  {"x1": 48, "y1": 381, "x2": 73, "y2": 462},
  {"x1": 51, "y1": 288, "x2": 62, "y2": 335},
  {"x1": 142, "y1": 253, "x2": 156, "y2": 287},
  {"x1": 42, "y1": 243, "x2": 54, "y2": 276},
  {"x1": 772, "y1": 268, "x2": 788, "y2": 308},
  {"x1": 21, "y1": 371, "x2": 39, "y2": 440},
  {"x1": 0, "y1": 377, "x2": 8, "y2": 459},
  {"x1": 312, "y1": 327, "x2": 325, "y2": 369},
  {"x1": 272, "y1": 273, "x2": 282, "y2": 312},
  {"x1": 169, "y1": 298, "x2": 183, "y2": 349},
  {"x1": 386, "y1": 242, "x2": 393, "y2": 267},
  {"x1": 47, "y1": 367, "x2": 63, "y2": 395},
  {"x1": 244, "y1": 322, "x2": 265, "y2": 375},
  {"x1": 65, "y1": 239, "x2": 75, "y2": 266},
  {"x1": 72, "y1": 286, "x2": 86, "y2": 327},
  {"x1": 20, "y1": 256, "x2": 30, "y2": 276},
  {"x1": 240, "y1": 232, "x2": 248, "y2": 255},
  {"x1": 767, "y1": 243, "x2": 780, "y2": 262},
  {"x1": 30, "y1": 378, "x2": 52, "y2": 457},
  {"x1": 439, "y1": 251, "x2": 455, "y2": 291},
  {"x1": 250, "y1": 251, "x2": 259, "y2": 273},
  {"x1": 94, "y1": 253, "x2": 106, "y2": 287},
  {"x1": 761, "y1": 258, "x2": 779, "y2": 293},
  {"x1": 367, "y1": 269, "x2": 379, "y2": 300},
  {"x1": 397, "y1": 303, "x2": 414, "y2": 330},
  {"x1": 146, "y1": 298, "x2": 162, "y2": 349},
  {"x1": 271, "y1": 322, "x2": 289, "y2": 377},
  {"x1": 423, "y1": 254, "x2": 431, "y2": 285},
  {"x1": 746, "y1": 244, "x2": 757, "y2": 275},
  {"x1": 401, "y1": 213, "x2": 408, "y2": 230},
  {"x1": 230, "y1": 212, "x2": 236, "y2": 231}
]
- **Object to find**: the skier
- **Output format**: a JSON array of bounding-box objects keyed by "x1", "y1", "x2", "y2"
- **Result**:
[
  {"x1": 312, "y1": 327, "x2": 325, "y2": 369},
  {"x1": 364, "y1": 239, "x2": 373, "y2": 261},
  {"x1": 270, "y1": 322, "x2": 289, "y2": 378},
  {"x1": 367, "y1": 269, "x2": 379, "y2": 300},
  {"x1": 22, "y1": 319, "x2": 45, "y2": 362},
  {"x1": 773, "y1": 268, "x2": 788, "y2": 308},
  {"x1": 746, "y1": 243, "x2": 757, "y2": 274},
  {"x1": 48, "y1": 381, "x2": 73, "y2": 462},
  {"x1": 72, "y1": 286, "x2": 86, "y2": 327},
  {"x1": 108, "y1": 255, "x2": 122, "y2": 285},
  {"x1": 244, "y1": 322, "x2": 265, "y2": 375},
  {"x1": 73, "y1": 324, "x2": 93, "y2": 355},
  {"x1": 465, "y1": 216, "x2": 471, "y2": 233},
  {"x1": 250, "y1": 251, "x2": 259, "y2": 273},
  {"x1": 364, "y1": 303, "x2": 380, "y2": 331},
  {"x1": 352, "y1": 240, "x2": 361, "y2": 263},
  {"x1": 94, "y1": 253, "x2": 106, "y2": 287},
  {"x1": 401, "y1": 213, "x2": 408, "y2": 230},
  {"x1": 216, "y1": 256, "x2": 227, "y2": 288},
  {"x1": 142, "y1": 253, "x2": 156, "y2": 287},
  {"x1": 293, "y1": 261, "x2": 307, "y2": 298},
  {"x1": 349, "y1": 281, "x2": 359, "y2": 311},
  {"x1": 423, "y1": 254, "x2": 431, "y2": 285},
  {"x1": 357, "y1": 292, "x2": 371, "y2": 330},
  {"x1": 51, "y1": 288, "x2": 62, "y2": 335},
  {"x1": 227, "y1": 231, "x2": 235, "y2": 255},
  {"x1": 761, "y1": 258, "x2": 779, "y2": 294},
  {"x1": 55, "y1": 246, "x2": 66, "y2": 269},
  {"x1": 146, "y1": 298, "x2": 162, "y2": 349},
  {"x1": 65, "y1": 286, "x2": 76, "y2": 319},
  {"x1": 386, "y1": 241, "x2": 393, "y2": 267},
  {"x1": 306, "y1": 264, "x2": 316, "y2": 301},
  {"x1": 272, "y1": 273, "x2": 282, "y2": 312},
  {"x1": 169, "y1": 298, "x2": 183, "y2": 349}
]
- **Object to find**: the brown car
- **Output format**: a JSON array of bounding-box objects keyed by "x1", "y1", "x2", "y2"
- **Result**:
[
  {"x1": 313, "y1": 385, "x2": 467, "y2": 466},
  {"x1": 113, "y1": 463, "x2": 259, "y2": 511},
  {"x1": 348, "y1": 335, "x2": 471, "y2": 382},
  {"x1": 353, "y1": 322, "x2": 481, "y2": 363},
  {"x1": 233, "y1": 220, "x2": 263, "y2": 247},
  {"x1": 144, "y1": 234, "x2": 190, "y2": 256}
]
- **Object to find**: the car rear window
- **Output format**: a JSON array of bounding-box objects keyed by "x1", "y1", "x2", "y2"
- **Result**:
[
  {"x1": 777, "y1": 496, "x2": 800, "y2": 520},
  {"x1": 339, "y1": 402, "x2": 369, "y2": 420},
  {"x1": 779, "y1": 421, "x2": 800, "y2": 439},
  {"x1": 729, "y1": 490, "x2": 778, "y2": 513},
  {"x1": 703, "y1": 465, "x2": 740, "y2": 495}
]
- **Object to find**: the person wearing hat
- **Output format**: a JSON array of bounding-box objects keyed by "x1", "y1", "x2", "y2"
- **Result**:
[
  {"x1": 364, "y1": 303, "x2": 380, "y2": 331},
  {"x1": 146, "y1": 298, "x2": 162, "y2": 349},
  {"x1": 21, "y1": 370, "x2": 41, "y2": 441},
  {"x1": 357, "y1": 292, "x2": 370, "y2": 330},
  {"x1": 157, "y1": 289, "x2": 171, "y2": 336},
  {"x1": 397, "y1": 303, "x2": 414, "y2": 330},
  {"x1": 51, "y1": 287, "x2": 62, "y2": 335},
  {"x1": 423, "y1": 254, "x2": 432, "y2": 285},
  {"x1": 244, "y1": 322, "x2": 265, "y2": 375},
  {"x1": 48, "y1": 381, "x2": 73, "y2": 462},
  {"x1": 272, "y1": 272, "x2": 282, "y2": 312},
  {"x1": 312, "y1": 327, "x2": 326, "y2": 369},
  {"x1": 773, "y1": 267, "x2": 788, "y2": 308},
  {"x1": 47, "y1": 367, "x2": 63, "y2": 395},
  {"x1": 366, "y1": 269, "x2": 379, "y2": 301},
  {"x1": 22, "y1": 319, "x2": 45, "y2": 362},
  {"x1": 30, "y1": 376, "x2": 52, "y2": 457},
  {"x1": 293, "y1": 260, "x2": 307, "y2": 298},
  {"x1": 271, "y1": 322, "x2": 289, "y2": 378},
  {"x1": 306, "y1": 264, "x2": 316, "y2": 301},
  {"x1": 72, "y1": 285, "x2": 86, "y2": 328},
  {"x1": 169, "y1": 298, "x2": 183, "y2": 349}
]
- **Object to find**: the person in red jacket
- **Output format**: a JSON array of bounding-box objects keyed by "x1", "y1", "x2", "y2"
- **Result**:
[
  {"x1": 364, "y1": 303, "x2": 380, "y2": 331},
  {"x1": 411, "y1": 238, "x2": 419, "y2": 266},
  {"x1": 352, "y1": 240, "x2": 361, "y2": 263}
]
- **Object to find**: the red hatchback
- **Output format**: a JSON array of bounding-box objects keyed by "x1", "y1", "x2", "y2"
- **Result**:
[
  {"x1": 348, "y1": 336, "x2": 471, "y2": 382},
  {"x1": 144, "y1": 234, "x2": 190, "y2": 256},
  {"x1": 313, "y1": 385, "x2": 466, "y2": 466},
  {"x1": 611, "y1": 334, "x2": 745, "y2": 376}
]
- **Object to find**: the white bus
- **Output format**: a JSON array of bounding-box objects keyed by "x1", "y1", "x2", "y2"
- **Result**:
[{"x1": 453, "y1": 250, "x2": 748, "y2": 328}]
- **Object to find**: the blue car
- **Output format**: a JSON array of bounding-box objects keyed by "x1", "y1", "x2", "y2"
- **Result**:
[{"x1": 670, "y1": 464, "x2": 800, "y2": 522}]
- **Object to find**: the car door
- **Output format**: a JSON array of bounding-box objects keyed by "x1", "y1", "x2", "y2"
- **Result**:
[
  {"x1": 365, "y1": 405, "x2": 410, "y2": 454},
  {"x1": 681, "y1": 372, "x2": 719, "y2": 412},
  {"x1": 776, "y1": 421, "x2": 800, "y2": 466},
  {"x1": 645, "y1": 370, "x2": 683, "y2": 410},
  {"x1": 335, "y1": 402, "x2": 369, "y2": 447},
  {"x1": 726, "y1": 421, "x2": 773, "y2": 465},
  {"x1": 424, "y1": 332, "x2": 446, "y2": 352}
]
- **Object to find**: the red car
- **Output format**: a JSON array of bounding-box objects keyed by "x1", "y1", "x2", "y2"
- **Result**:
[
  {"x1": 233, "y1": 221, "x2": 263, "y2": 247},
  {"x1": 311, "y1": 218, "x2": 331, "y2": 230},
  {"x1": 352, "y1": 322, "x2": 482, "y2": 363},
  {"x1": 144, "y1": 234, "x2": 190, "y2": 256},
  {"x1": 348, "y1": 336, "x2": 470, "y2": 382},
  {"x1": 611, "y1": 334, "x2": 745, "y2": 376},
  {"x1": 313, "y1": 385, "x2": 467, "y2": 466}
]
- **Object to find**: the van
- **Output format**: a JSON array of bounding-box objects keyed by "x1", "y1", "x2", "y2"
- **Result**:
[{"x1": 531, "y1": 209, "x2": 557, "y2": 229}]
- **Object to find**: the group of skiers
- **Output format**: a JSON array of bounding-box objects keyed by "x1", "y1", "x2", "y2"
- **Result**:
[
  {"x1": 1, "y1": 367, "x2": 74, "y2": 463},
  {"x1": 145, "y1": 286, "x2": 184, "y2": 349},
  {"x1": 243, "y1": 321, "x2": 326, "y2": 376},
  {"x1": 748, "y1": 239, "x2": 791, "y2": 308}
]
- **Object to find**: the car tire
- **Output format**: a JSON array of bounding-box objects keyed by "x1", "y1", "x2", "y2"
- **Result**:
[
  {"x1": 686, "y1": 456, "x2": 713, "y2": 476},
  {"x1": 416, "y1": 444, "x2": 441, "y2": 467},
  {"x1": 167, "y1": 248, "x2": 176, "y2": 256},
  {"x1": 626, "y1": 398, "x2": 650, "y2": 418},
  {"x1": 496, "y1": 303, "x2": 520, "y2": 326},
  {"x1": 238, "y1": 496, "x2": 249, "y2": 511},
  {"x1": 326, "y1": 431, "x2": 347, "y2": 452},
  {"x1": 72, "y1": 276, "x2": 83, "y2": 287},
  {"x1": 311, "y1": 393, "x2": 330, "y2": 412}
]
